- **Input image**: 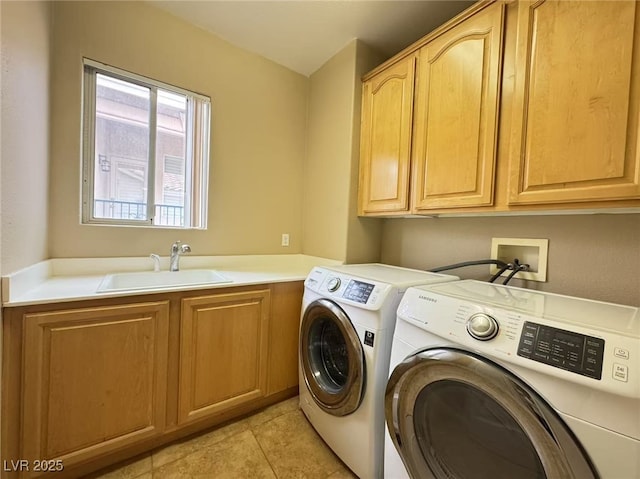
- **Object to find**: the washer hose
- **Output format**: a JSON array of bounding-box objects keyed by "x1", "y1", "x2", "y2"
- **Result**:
[
  {"x1": 429, "y1": 259, "x2": 509, "y2": 273},
  {"x1": 429, "y1": 258, "x2": 530, "y2": 285}
]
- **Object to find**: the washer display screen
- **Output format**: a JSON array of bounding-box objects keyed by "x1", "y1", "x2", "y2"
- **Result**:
[{"x1": 342, "y1": 280, "x2": 374, "y2": 304}]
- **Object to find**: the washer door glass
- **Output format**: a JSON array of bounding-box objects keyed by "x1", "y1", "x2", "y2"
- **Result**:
[
  {"x1": 385, "y1": 348, "x2": 598, "y2": 479},
  {"x1": 301, "y1": 299, "x2": 365, "y2": 416}
]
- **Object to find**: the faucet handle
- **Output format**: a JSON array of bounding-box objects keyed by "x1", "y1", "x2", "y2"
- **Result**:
[
  {"x1": 149, "y1": 254, "x2": 161, "y2": 272},
  {"x1": 171, "y1": 240, "x2": 191, "y2": 253}
]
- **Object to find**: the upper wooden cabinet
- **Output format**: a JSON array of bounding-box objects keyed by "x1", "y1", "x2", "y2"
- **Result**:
[
  {"x1": 508, "y1": 1, "x2": 640, "y2": 205},
  {"x1": 358, "y1": 0, "x2": 640, "y2": 216},
  {"x1": 358, "y1": 1, "x2": 505, "y2": 216},
  {"x1": 413, "y1": 3, "x2": 504, "y2": 210},
  {"x1": 359, "y1": 55, "x2": 416, "y2": 214}
]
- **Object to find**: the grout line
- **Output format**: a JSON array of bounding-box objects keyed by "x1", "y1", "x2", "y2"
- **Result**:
[
  {"x1": 250, "y1": 428, "x2": 280, "y2": 479},
  {"x1": 98, "y1": 397, "x2": 301, "y2": 478},
  {"x1": 150, "y1": 422, "x2": 253, "y2": 473}
]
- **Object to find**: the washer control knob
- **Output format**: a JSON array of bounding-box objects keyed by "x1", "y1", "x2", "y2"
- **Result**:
[
  {"x1": 327, "y1": 277, "x2": 341, "y2": 292},
  {"x1": 467, "y1": 313, "x2": 499, "y2": 341}
]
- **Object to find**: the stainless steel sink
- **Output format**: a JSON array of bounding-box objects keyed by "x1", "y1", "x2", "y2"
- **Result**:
[{"x1": 97, "y1": 269, "x2": 231, "y2": 293}]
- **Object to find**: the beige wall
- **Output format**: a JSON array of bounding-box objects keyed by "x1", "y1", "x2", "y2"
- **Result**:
[
  {"x1": 1, "y1": 1, "x2": 51, "y2": 274},
  {"x1": 381, "y1": 214, "x2": 640, "y2": 307},
  {"x1": 303, "y1": 39, "x2": 383, "y2": 262},
  {"x1": 0, "y1": 0, "x2": 52, "y2": 459},
  {"x1": 49, "y1": 1, "x2": 307, "y2": 259}
]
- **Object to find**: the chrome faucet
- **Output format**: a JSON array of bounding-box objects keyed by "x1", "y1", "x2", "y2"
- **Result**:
[{"x1": 170, "y1": 241, "x2": 191, "y2": 271}]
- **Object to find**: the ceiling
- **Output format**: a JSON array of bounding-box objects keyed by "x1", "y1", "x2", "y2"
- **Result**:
[{"x1": 149, "y1": 1, "x2": 475, "y2": 76}]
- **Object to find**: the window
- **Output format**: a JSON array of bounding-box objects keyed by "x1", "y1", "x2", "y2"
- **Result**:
[{"x1": 82, "y1": 59, "x2": 210, "y2": 228}]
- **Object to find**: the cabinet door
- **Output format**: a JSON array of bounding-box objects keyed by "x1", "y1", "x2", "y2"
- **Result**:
[
  {"x1": 178, "y1": 290, "x2": 270, "y2": 425},
  {"x1": 359, "y1": 55, "x2": 416, "y2": 214},
  {"x1": 267, "y1": 282, "x2": 303, "y2": 395},
  {"x1": 21, "y1": 302, "x2": 169, "y2": 474},
  {"x1": 412, "y1": 2, "x2": 504, "y2": 210},
  {"x1": 508, "y1": 1, "x2": 640, "y2": 205}
]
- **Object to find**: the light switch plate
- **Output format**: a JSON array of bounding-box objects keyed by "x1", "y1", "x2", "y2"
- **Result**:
[{"x1": 490, "y1": 238, "x2": 548, "y2": 282}]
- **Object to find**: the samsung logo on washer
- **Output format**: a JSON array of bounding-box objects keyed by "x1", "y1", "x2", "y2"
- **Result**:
[{"x1": 418, "y1": 295, "x2": 438, "y2": 303}]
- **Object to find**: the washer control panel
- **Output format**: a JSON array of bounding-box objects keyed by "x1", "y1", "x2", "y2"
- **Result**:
[
  {"x1": 517, "y1": 321, "x2": 605, "y2": 380},
  {"x1": 305, "y1": 267, "x2": 392, "y2": 310},
  {"x1": 342, "y1": 279, "x2": 375, "y2": 304}
]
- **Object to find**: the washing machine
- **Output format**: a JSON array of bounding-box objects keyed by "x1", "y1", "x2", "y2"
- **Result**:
[
  {"x1": 299, "y1": 264, "x2": 459, "y2": 479},
  {"x1": 384, "y1": 279, "x2": 640, "y2": 479}
]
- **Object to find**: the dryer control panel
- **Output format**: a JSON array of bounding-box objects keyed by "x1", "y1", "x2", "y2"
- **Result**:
[
  {"x1": 395, "y1": 281, "x2": 640, "y2": 400},
  {"x1": 517, "y1": 321, "x2": 605, "y2": 380}
]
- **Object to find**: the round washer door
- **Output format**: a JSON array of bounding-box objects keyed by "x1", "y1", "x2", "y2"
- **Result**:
[
  {"x1": 386, "y1": 348, "x2": 598, "y2": 479},
  {"x1": 300, "y1": 298, "x2": 365, "y2": 416}
]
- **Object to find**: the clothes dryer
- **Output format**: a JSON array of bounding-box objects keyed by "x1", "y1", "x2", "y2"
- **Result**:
[
  {"x1": 385, "y1": 280, "x2": 640, "y2": 479},
  {"x1": 299, "y1": 264, "x2": 458, "y2": 478}
]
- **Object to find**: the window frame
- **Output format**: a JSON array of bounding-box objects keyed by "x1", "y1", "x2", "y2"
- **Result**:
[{"x1": 81, "y1": 58, "x2": 210, "y2": 229}]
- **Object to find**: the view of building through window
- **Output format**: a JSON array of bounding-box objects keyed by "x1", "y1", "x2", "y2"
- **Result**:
[{"x1": 93, "y1": 74, "x2": 188, "y2": 226}]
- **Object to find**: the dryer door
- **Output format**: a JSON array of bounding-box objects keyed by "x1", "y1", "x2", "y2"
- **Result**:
[
  {"x1": 386, "y1": 348, "x2": 598, "y2": 479},
  {"x1": 300, "y1": 299, "x2": 365, "y2": 416}
]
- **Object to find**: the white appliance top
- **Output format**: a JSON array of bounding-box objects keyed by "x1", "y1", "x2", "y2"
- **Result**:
[
  {"x1": 319, "y1": 263, "x2": 459, "y2": 289},
  {"x1": 421, "y1": 280, "x2": 639, "y2": 337},
  {"x1": 304, "y1": 264, "x2": 458, "y2": 311}
]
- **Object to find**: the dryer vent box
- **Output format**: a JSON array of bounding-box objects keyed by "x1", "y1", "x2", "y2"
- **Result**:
[{"x1": 490, "y1": 238, "x2": 548, "y2": 282}]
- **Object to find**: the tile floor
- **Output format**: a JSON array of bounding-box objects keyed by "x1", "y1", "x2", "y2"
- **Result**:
[{"x1": 89, "y1": 396, "x2": 358, "y2": 479}]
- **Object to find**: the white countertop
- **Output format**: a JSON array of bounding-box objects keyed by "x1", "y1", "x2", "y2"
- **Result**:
[{"x1": 1, "y1": 254, "x2": 342, "y2": 307}]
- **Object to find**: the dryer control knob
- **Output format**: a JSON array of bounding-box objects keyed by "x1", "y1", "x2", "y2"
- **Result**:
[
  {"x1": 327, "y1": 277, "x2": 341, "y2": 292},
  {"x1": 467, "y1": 313, "x2": 499, "y2": 341}
]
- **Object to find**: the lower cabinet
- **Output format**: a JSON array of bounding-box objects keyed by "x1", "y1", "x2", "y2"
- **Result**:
[
  {"x1": 178, "y1": 290, "x2": 270, "y2": 425},
  {"x1": 19, "y1": 302, "x2": 170, "y2": 477},
  {"x1": 266, "y1": 282, "x2": 304, "y2": 394},
  {"x1": 1, "y1": 282, "x2": 303, "y2": 478}
]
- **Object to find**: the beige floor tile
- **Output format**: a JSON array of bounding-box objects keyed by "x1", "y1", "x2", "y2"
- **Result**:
[
  {"x1": 153, "y1": 429, "x2": 276, "y2": 479},
  {"x1": 253, "y1": 410, "x2": 347, "y2": 479},
  {"x1": 88, "y1": 397, "x2": 350, "y2": 479},
  {"x1": 152, "y1": 418, "x2": 250, "y2": 469},
  {"x1": 245, "y1": 396, "x2": 300, "y2": 430},
  {"x1": 89, "y1": 454, "x2": 152, "y2": 479}
]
